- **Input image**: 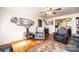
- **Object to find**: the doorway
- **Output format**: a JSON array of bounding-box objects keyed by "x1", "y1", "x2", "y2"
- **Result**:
[{"x1": 38, "y1": 19, "x2": 42, "y2": 27}]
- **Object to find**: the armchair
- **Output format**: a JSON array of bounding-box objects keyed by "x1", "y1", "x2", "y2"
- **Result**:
[
  {"x1": 35, "y1": 27, "x2": 45, "y2": 39},
  {"x1": 66, "y1": 35, "x2": 79, "y2": 52},
  {"x1": 53, "y1": 27, "x2": 70, "y2": 44}
]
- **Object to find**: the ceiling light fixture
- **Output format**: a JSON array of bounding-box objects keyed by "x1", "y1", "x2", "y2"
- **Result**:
[{"x1": 40, "y1": 7, "x2": 62, "y2": 15}]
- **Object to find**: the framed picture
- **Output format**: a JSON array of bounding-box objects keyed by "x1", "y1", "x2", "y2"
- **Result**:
[
  {"x1": 48, "y1": 20, "x2": 53, "y2": 25},
  {"x1": 11, "y1": 17, "x2": 18, "y2": 24},
  {"x1": 17, "y1": 18, "x2": 29, "y2": 26}
]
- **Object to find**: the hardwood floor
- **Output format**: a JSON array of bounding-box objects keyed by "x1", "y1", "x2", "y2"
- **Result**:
[
  {"x1": 11, "y1": 34, "x2": 71, "y2": 52},
  {"x1": 11, "y1": 35, "x2": 50, "y2": 52}
]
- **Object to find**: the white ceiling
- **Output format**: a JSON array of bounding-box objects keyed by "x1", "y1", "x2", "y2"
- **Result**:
[
  {"x1": 0, "y1": 7, "x2": 43, "y2": 17},
  {"x1": 40, "y1": 7, "x2": 79, "y2": 18},
  {"x1": 0, "y1": 7, "x2": 79, "y2": 18}
]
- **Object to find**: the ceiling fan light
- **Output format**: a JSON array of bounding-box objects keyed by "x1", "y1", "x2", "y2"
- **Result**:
[
  {"x1": 47, "y1": 11, "x2": 52, "y2": 15},
  {"x1": 40, "y1": 7, "x2": 62, "y2": 16}
]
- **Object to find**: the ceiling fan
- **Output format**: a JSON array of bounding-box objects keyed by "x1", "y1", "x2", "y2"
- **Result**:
[{"x1": 40, "y1": 7, "x2": 62, "y2": 15}]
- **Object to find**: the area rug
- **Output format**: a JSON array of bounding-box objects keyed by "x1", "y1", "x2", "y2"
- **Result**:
[{"x1": 27, "y1": 39, "x2": 67, "y2": 52}]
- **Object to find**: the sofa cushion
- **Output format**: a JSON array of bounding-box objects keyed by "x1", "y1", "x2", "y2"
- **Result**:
[
  {"x1": 58, "y1": 27, "x2": 67, "y2": 35},
  {"x1": 36, "y1": 27, "x2": 44, "y2": 32},
  {"x1": 37, "y1": 32, "x2": 44, "y2": 34}
]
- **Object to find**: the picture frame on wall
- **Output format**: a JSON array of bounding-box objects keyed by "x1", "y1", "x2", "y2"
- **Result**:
[
  {"x1": 17, "y1": 18, "x2": 29, "y2": 26},
  {"x1": 48, "y1": 20, "x2": 53, "y2": 25},
  {"x1": 11, "y1": 17, "x2": 18, "y2": 24}
]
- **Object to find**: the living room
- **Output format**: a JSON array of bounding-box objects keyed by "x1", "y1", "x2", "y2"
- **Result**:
[{"x1": 0, "y1": 7, "x2": 79, "y2": 52}]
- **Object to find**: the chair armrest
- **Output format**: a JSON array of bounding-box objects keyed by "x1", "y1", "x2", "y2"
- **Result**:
[
  {"x1": 57, "y1": 34, "x2": 68, "y2": 36},
  {"x1": 63, "y1": 34, "x2": 68, "y2": 37},
  {"x1": 53, "y1": 32, "x2": 58, "y2": 35}
]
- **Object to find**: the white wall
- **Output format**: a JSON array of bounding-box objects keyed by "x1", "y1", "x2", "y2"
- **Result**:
[
  {"x1": 43, "y1": 18, "x2": 55, "y2": 34},
  {"x1": 0, "y1": 8, "x2": 42, "y2": 45},
  {"x1": 46, "y1": 13, "x2": 79, "y2": 35}
]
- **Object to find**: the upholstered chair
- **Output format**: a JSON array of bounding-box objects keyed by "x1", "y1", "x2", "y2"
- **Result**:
[
  {"x1": 53, "y1": 27, "x2": 70, "y2": 44},
  {"x1": 35, "y1": 27, "x2": 45, "y2": 39}
]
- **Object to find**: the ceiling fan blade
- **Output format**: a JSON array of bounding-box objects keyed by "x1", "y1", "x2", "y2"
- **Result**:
[
  {"x1": 45, "y1": 13, "x2": 47, "y2": 15},
  {"x1": 52, "y1": 11, "x2": 56, "y2": 14},
  {"x1": 54, "y1": 8, "x2": 62, "y2": 11}
]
